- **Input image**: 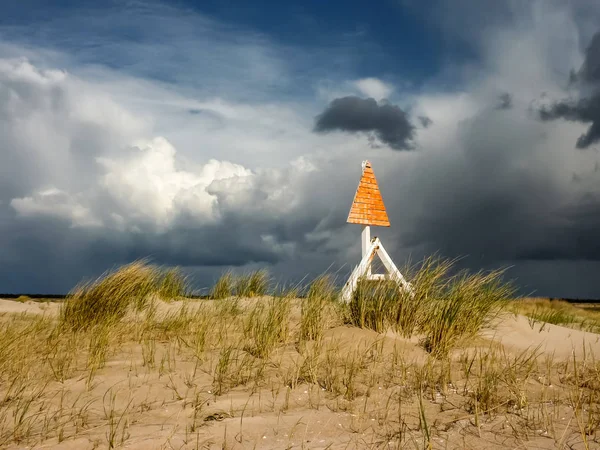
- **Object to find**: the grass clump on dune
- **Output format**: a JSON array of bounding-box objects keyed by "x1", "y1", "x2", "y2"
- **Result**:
[
  {"x1": 244, "y1": 296, "x2": 292, "y2": 358},
  {"x1": 347, "y1": 256, "x2": 515, "y2": 357},
  {"x1": 235, "y1": 269, "x2": 270, "y2": 297},
  {"x1": 421, "y1": 268, "x2": 514, "y2": 357},
  {"x1": 394, "y1": 256, "x2": 455, "y2": 337},
  {"x1": 512, "y1": 297, "x2": 600, "y2": 333},
  {"x1": 349, "y1": 278, "x2": 399, "y2": 333},
  {"x1": 348, "y1": 256, "x2": 454, "y2": 336},
  {"x1": 210, "y1": 269, "x2": 270, "y2": 299},
  {"x1": 59, "y1": 260, "x2": 189, "y2": 331},
  {"x1": 210, "y1": 270, "x2": 234, "y2": 299},
  {"x1": 300, "y1": 274, "x2": 338, "y2": 342},
  {"x1": 157, "y1": 267, "x2": 190, "y2": 302}
]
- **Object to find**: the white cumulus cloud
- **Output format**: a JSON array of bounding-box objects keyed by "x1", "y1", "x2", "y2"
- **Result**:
[{"x1": 354, "y1": 77, "x2": 394, "y2": 100}]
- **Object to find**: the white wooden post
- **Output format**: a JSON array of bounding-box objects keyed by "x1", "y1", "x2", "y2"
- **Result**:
[{"x1": 362, "y1": 225, "x2": 371, "y2": 277}]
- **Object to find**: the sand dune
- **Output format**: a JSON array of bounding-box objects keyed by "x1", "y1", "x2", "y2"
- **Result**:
[
  {"x1": 0, "y1": 298, "x2": 61, "y2": 316},
  {"x1": 484, "y1": 313, "x2": 600, "y2": 359},
  {"x1": 1, "y1": 298, "x2": 599, "y2": 449}
]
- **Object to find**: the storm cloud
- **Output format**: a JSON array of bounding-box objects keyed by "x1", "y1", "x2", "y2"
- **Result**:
[
  {"x1": 0, "y1": 57, "x2": 358, "y2": 294},
  {"x1": 539, "y1": 31, "x2": 600, "y2": 149},
  {"x1": 418, "y1": 116, "x2": 433, "y2": 128},
  {"x1": 496, "y1": 92, "x2": 512, "y2": 110},
  {"x1": 390, "y1": 97, "x2": 600, "y2": 298},
  {"x1": 573, "y1": 31, "x2": 600, "y2": 84},
  {"x1": 539, "y1": 94, "x2": 600, "y2": 148},
  {"x1": 5, "y1": 0, "x2": 600, "y2": 299},
  {"x1": 313, "y1": 96, "x2": 417, "y2": 150}
]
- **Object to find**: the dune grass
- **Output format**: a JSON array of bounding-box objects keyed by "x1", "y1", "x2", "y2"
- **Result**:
[
  {"x1": 243, "y1": 296, "x2": 291, "y2": 358},
  {"x1": 420, "y1": 268, "x2": 514, "y2": 357},
  {"x1": 210, "y1": 269, "x2": 271, "y2": 299},
  {"x1": 512, "y1": 297, "x2": 600, "y2": 333},
  {"x1": 348, "y1": 256, "x2": 514, "y2": 357},
  {"x1": 234, "y1": 269, "x2": 270, "y2": 297},
  {"x1": 300, "y1": 274, "x2": 338, "y2": 342},
  {"x1": 59, "y1": 260, "x2": 189, "y2": 330},
  {"x1": 157, "y1": 268, "x2": 190, "y2": 301},
  {"x1": 1, "y1": 257, "x2": 599, "y2": 448},
  {"x1": 209, "y1": 270, "x2": 234, "y2": 299}
]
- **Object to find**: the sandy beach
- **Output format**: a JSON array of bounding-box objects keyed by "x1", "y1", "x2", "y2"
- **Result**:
[{"x1": 1, "y1": 295, "x2": 599, "y2": 449}]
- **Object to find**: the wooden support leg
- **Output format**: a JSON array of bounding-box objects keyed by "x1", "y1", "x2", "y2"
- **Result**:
[
  {"x1": 340, "y1": 238, "x2": 379, "y2": 303},
  {"x1": 375, "y1": 240, "x2": 414, "y2": 295},
  {"x1": 341, "y1": 237, "x2": 414, "y2": 303}
]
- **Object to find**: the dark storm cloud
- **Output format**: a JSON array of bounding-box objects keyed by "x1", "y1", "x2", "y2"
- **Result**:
[
  {"x1": 0, "y1": 214, "x2": 308, "y2": 294},
  {"x1": 7, "y1": 2, "x2": 600, "y2": 300},
  {"x1": 539, "y1": 94, "x2": 600, "y2": 148},
  {"x1": 418, "y1": 116, "x2": 433, "y2": 128},
  {"x1": 572, "y1": 31, "x2": 600, "y2": 84},
  {"x1": 0, "y1": 212, "x2": 284, "y2": 294},
  {"x1": 396, "y1": 111, "x2": 558, "y2": 262},
  {"x1": 314, "y1": 96, "x2": 417, "y2": 150},
  {"x1": 384, "y1": 104, "x2": 600, "y2": 298},
  {"x1": 496, "y1": 92, "x2": 512, "y2": 110},
  {"x1": 538, "y1": 31, "x2": 600, "y2": 148}
]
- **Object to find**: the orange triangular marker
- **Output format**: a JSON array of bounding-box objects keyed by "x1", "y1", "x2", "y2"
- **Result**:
[{"x1": 347, "y1": 161, "x2": 390, "y2": 227}]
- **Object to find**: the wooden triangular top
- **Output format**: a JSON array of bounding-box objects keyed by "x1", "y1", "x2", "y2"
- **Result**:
[{"x1": 347, "y1": 160, "x2": 390, "y2": 227}]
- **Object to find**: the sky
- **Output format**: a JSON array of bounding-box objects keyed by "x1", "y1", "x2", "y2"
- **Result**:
[{"x1": 2, "y1": 0, "x2": 600, "y2": 297}]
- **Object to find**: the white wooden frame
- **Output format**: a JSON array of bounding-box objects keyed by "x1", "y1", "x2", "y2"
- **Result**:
[{"x1": 340, "y1": 226, "x2": 413, "y2": 303}]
